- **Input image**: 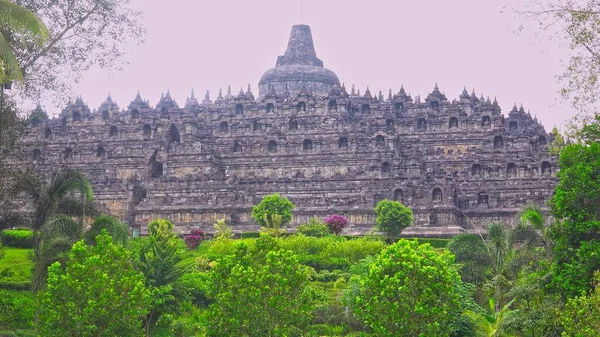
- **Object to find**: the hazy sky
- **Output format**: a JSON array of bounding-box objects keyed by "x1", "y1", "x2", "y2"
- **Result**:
[{"x1": 65, "y1": 0, "x2": 569, "y2": 130}]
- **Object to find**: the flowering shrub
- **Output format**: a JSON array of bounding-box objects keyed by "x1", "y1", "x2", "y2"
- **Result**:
[
  {"x1": 185, "y1": 229, "x2": 204, "y2": 249},
  {"x1": 323, "y1": 215, "x2": 348, "y2": 235}
]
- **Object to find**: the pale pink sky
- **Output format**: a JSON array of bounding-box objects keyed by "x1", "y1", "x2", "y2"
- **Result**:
[{"x1": 64, "y1": 0, "x2": 569, "y2": 130}]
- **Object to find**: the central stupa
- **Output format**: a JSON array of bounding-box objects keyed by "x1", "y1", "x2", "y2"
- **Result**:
[{"x1": 258, "y1": 25, "x2": 341, "y2": 98}]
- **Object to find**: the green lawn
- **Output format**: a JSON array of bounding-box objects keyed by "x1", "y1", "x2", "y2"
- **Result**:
[{"x1": 0, "y1": 248, "x2": 33, "y2": 290}]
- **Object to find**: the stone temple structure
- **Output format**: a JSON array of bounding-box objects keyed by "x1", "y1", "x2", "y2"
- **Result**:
[{"x1": 17, "y1": 25, "x2": 557, "y2": 236}]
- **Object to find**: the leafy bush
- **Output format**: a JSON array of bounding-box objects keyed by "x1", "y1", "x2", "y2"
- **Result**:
[
  {"x1": 278, "y1": 235, "x2": 386, "y2": 272},
  {"x1": 240, "y1": 232, "x2": 260, "y2": 239},
  {"x1": 0, "y1": 290, "x2": 34, "y2": 331},
  {"x1": 349, "y1": 239, "x2": 461, "y2": 336},
  {"x1": 417, "y1": 238, "x2": 450, "y2": 249},
  {"x1": 184, "y1": 229, "x2": 204, "y2": 249},
  {"x1": 324, "y1": 214, "x2": 349, "y2": 235},
  {"x1": 297, "y1": 218, "x2": 331, "y2": 237},
  {"x1": 251, "y1": 193, "x2": 295, "y2": 227},
  {"x1": 38, "y1": 233, "x2": 151, "y2": 337},
  {"x1": 0, "y1": 230, "x2": 33, "y2": 248},
  {"x1": 375, "y1": 200, "x2": 413, "y2": 239},
  {"x1": 213, "y1": 219, "x2": 233, "y2": 240},
  {"x1": 207, "y1": 235, "x2": 314, "y2": 336}
]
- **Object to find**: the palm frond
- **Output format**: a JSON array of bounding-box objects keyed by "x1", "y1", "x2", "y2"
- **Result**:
[
  {"x1": 0, "y1": 31, "x2": 22, "y2": 81},
  {"x1": 41, "y1": 215, "x2": 81, "y2": 242},
  {"x1": 0, "y1": 0, "x2": 48, "y2": 42},
  {"x1": 52, "y1": 170, "x2": 94, "y2": 202},
  {"x1": 86, "y1": 215, "x2": 129, "y2": 246},
  {"x1": 33, "y1": 235, "x2": 75, "y2": 292},
  {"x1": 519, "y1": 205, "x2": 545, "y2": 231}
]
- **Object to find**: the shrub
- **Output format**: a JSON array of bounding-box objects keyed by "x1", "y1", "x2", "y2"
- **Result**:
[
  {"x1": 0, "y1": 230, "x2": 33, "y2": 248},
  {"x1": 184, "y1": 229, "x2": 204, "y2": 249},
  {"x1": 38, "y1": 233, "x2": 150, "y2": 337},
  {"x1": 213, "y1": 219, "x2": 233, "y2": 240},
  {"x1": 207, "y1": 236, "x2": 314, "y2": 336},
  {"x1": 251, "y1": 193, "x2": 295, "y2": 227},
  {"x1": 240, "y1": 232, "x2": 261, "y2": 239},
  {"x1": 324, "y1": 214, "x2": 349, "y2": 235},
  {"x1": 349, "y1": 239, "x2": 461, "y2": 336},
  {"x1": 375, "y1": 200, "x2": 413, "y2": 239},
  {"x1": 278, "y1": 235, "x2": 386, "y2": 272},
  {"x1": 297, "y1": 218, "x2": 331, "y2": 237},
  {"x1": 0, "y1": 290, "x2": 34, "y2": 331}
]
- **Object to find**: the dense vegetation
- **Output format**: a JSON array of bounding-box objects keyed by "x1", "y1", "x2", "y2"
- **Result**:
[{"x1": 2, "y1": 1, "x2": 600, "y2": 336}]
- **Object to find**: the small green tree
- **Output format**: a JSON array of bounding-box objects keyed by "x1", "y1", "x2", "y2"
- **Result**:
[
  {"x1": 213, "y1": 219, "x2": 233, "y2": 240},
  {"x1": 130, "y1": 219, "x2": 190, "y2": 335},
  {"x1": 207, "y1": 235, "x2": 314, "y2": 336},
  {"x1": 561, "y1": 272, "x2": 600, "y2": 336},
  {"x1": 38, "y1": 232, "x2": 150, "y2": 337},
  {"x1": 374, "y1": 199, "x2": 413, "y2": 239},
  {"x1": 251, "y1": 193, "x2": 294, "y2": 227},
  {"x1": 351, "y1": 239, "x2": 461, "y2": 337}
]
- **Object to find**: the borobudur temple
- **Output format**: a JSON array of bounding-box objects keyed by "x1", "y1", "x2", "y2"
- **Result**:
[{"x1": 16, "y1": 25, "x2": 558, "y2": 236}]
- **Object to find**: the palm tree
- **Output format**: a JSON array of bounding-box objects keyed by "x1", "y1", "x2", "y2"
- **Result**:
[
  {"x1": 30, "y1": 169, "x2": 98, "y2": 291},
  {"x1": 464, "y1": 298, "x2": 516, "y2": 337},
  {"x1": 0, "y1": 0, "x2": 48, "y2": 83}
]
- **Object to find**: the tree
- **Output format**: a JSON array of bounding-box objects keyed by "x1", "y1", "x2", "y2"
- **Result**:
[
  {"x1": 549, "y1": 126, "x2": 567, "y2": 155},
  {"x1": 0, "y1": 0, "x2": 48, "y2": 83},
  {"x1": 519, "y1": 1, "x2": 600, "y2": 114},
  {"x1": 351, "y1": 239, "x2": 461, "y2": 336},
  {"x1": 374, "y1": 199, "x2": 413, "y2": 239},
  {"x1": 38, "y1": 232, "x2": 150, "y2": 337},
  {"x1": 30, "y1": 169, "x2": 98, "y2": 292},
  {"x1": 561, "y1": 272, "x2": 600, "y2": 336},
  {"x1": 213, "y1": 218, "x2": 233, "y2": 240},
  {"x1": 448, "y1": 234, "x2": 492, "y2": 286},
  {"x1": 207, "y1": 235, "x2": 314, "y2": 336},
  {"x1": 251, "y1": 193, "x2": 295, "y2": 227},
  {"x1": 549, "y1": 143, "x2": 600, "y2": 296},
  {"x1": 130, "y1": 219, "x2": 190, "y2": 335},
  {"x1": 7, "y1": 0, "x2": 144, "y2": 103},
  {"x1": 323, "y1": 214, "x2": 348, "y2": 235},
  {"x1": 463, "y1": 298, "x2": 516, "y2": 337}
]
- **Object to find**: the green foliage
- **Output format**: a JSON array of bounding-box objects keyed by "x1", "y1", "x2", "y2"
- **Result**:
[
  {"x1": 550, "y1": 143, "x2": 600, "y2": 296},
  {"x1": 297, "y1": 218, "x2": 332, "y2": 238},
  {"x1": 251, "y1": 193, "x2": 295, "y2": 227},
  {"x1": 259, "y1": 213, "x2": 286, "y2": 237},
  {"x1": 207, "y1": 235, "x2": 314, "y2": 336},
  {"x1": 0, "y1": 290, "x2": 34, "y2": 331},
  {"x1": 0, "y1": 0, "x2": 48, "y2": 83},
  {"x1": 0, "y1": 230, "x2": 33, "y2": 248},
  {"x1": 0, "y1": 248, "x2": 32, "y2": 290},
  {"x1": 212, "y1": 219, "x2": 233, "y2": 240},
  {"x1": 463, "y1": 298, "x2": 516, "y2": 337},
  {"x1": 561, "y1": 272, "x2": 600, "y2": 336},
  {"x1": 84, "y1": 214, "x2": 129, "y2": 246},
  {"x1": 551, "y1": 143, "x2": 600, "y2": 222},
  {"x1": 549, "y1": 126, "x2": 567, "y2": 155},
  {"x1": 130, "y1": 219, "x2": 191, "y2": 334},
  {"x1": 374, "y1": 199, "x2": 413, "y2": 239},
  {"x1": 416, "y1": 238, "x2": 450, "y2": 249},
  {"x1": 278, "y1": 234, "x2": 386, "y2": 272},
  {"x1": 448, "y1": 234, "x2": 491, "y2": 285},
  {"x1": 240, "y1": 232, "x2": 261, "y2": 239},
  {"x1": 504, "y1": 268, "x2": 564, "y2": 337},
  {"x1": 350, "y1": 240, "x2": 461, "y2": 336},
  {"x1": 38, "y1": 232, "x2": 150, "y2": 337}
]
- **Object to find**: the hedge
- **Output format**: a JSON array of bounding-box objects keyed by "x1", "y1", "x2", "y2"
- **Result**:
[
  {"x1": 240, "y1": 232, "x2": 261, "y2": 239},
  {"x1": 0, "y1": 230, "x2": 33, "y2": 248}
]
